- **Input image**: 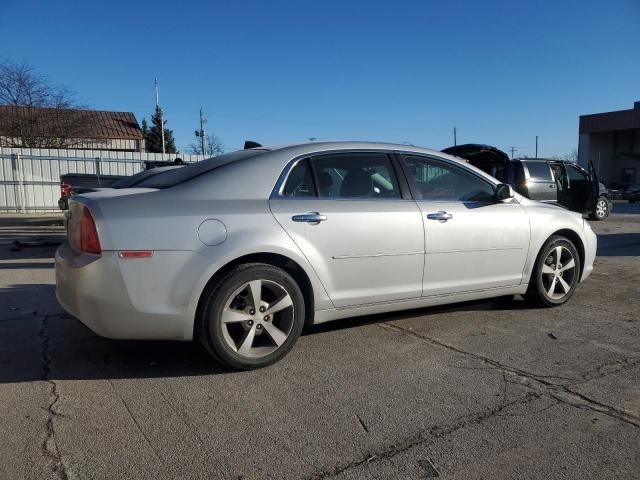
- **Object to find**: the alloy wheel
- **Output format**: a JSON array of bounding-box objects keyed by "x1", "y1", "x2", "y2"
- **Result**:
[
  {"x1": 220, "y1": 279, "x2": 295, "y2": 359},
  {"x1": 540, "y1": 246, "x2": 577, "y2": 300},
  {"x1": 595, "y1": 199, "x2": 607, "y2": 218}
]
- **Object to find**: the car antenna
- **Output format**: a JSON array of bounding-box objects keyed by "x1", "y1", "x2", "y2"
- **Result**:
[{"x1": 244, "y1": 141, "x2": 262, "y2": 149}]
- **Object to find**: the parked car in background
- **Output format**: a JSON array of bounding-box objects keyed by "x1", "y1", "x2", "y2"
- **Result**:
[
  {"x1": 58, "y1": 162, "x2": 185, "y2": 210},
  {"x1": 442, "y1": 144, "x2": 611, "y2": 220},
  {"x1": 55, "y1": 142, "x2": 596, "y2": 370},
  {"x1": 58, "y1": 173, "x2": 123, "y2": 210},
  {"x1": 628, "y1": 185, "x2": 640, "y2": 203}
]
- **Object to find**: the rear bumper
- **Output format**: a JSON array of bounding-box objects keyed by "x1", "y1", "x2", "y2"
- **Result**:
[{"x1": 55, "y1": 243, "x2": 201, "y2": 341}]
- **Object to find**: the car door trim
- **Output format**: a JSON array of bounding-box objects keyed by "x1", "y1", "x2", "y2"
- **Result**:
[{"x1": 332, "y1": 250, "x2": 424, "y2": 259}]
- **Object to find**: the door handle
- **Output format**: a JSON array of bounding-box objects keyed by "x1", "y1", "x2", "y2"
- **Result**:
[
  {"x1": 292, "y1": 212, "x2": 327, "y2": 224},
  {"x1": 426, "y1": 211, "x2": 453, "y2": 222}
]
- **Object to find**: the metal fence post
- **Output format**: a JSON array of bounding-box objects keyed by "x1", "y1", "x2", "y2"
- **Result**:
[
  {"x1": 17, "y1": 153, "x2": 27, "y2": 214},
  {"x1": 10, "y1": 153, "x2": 19, "y2": 213}
]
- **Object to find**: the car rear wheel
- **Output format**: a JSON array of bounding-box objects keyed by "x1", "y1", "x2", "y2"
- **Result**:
[
  {"x1": 198, "y1": 263, "x2": 305, "y2": 370},
  {"x1": 526, "y1": 236, "x2": 581, "y2": 307},
  {"x1": 589, "y1": 197, "x2": 609, "y2": 220}
]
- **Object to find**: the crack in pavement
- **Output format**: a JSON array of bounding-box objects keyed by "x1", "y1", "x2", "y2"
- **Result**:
[
  {"x1": 106, "y1": 379, "x2": 163, "y2": 462},
  {"x1": 384, "y1": 322, "x2": 640, "y2": 428},
  {"x1": 576, "y1": 356, "x2": 640, "y2": 384},
  {"x1": 306, "y1": 321, "x2": 639, "y2": 479},
  {"x1": 305, "y1": 393, "x2": 541, "y2": 480},
  {"x1": 39, "y1": 315, "x2": 69, "y2": 480},
  {"x1": 354, "y1": 413, "x2": 370, "y2": 434}
]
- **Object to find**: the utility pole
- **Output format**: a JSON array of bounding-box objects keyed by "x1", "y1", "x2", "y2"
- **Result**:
[
  {"x1": 199, "y1": 109, "x2": 206, "y2": 155},
  {"x1": 155, "y1": 79, "x2": 166, "y2": 154},
  {"x1": 509, "y1": 146, "x2": 517, "y2": 159},
  {"x1": 453, "y1": 126, "x2": 457, "y2": 146},
  {"x1": 535, "y1": 136, "x2": 538, "y2": 158}
]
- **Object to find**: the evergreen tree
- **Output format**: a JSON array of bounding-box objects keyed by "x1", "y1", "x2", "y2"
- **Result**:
[
  {"x1": 144, "y1": 106, "x2": 177, "y2": 153},
  {"x1": 141, "y1": 118, "x2": 149, "y2": 138}
]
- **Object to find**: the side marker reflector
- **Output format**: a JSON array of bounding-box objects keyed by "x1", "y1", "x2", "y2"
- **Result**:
[{"x1": 118, "y1": 251, "x2": 154, "y2": 259}]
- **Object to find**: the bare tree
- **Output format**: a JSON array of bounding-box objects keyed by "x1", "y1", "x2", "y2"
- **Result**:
[
  {"x1": 0, "y1": 61, "x2": 100, "y2": 148},
  {"x1": 550, "y1": 149, "x2": 578, "y2": 162},
  {"x1": 188, "y1": 133, "x2": 225, "y2": 157}
]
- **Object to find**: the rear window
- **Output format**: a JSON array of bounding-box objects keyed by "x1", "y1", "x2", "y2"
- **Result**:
[
  {"x1": 111, "y1": 166, "x2": 181, "y2": 188},
  {"x1": 525, "y1": 162, "x2": 553, "y2": 181},
  {"x1": 135, "y1": 149, "x2": 268, "y2": 188}
]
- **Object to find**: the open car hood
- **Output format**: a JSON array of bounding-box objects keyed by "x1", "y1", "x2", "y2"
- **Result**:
[{"x1": 441, "y1": 144, "x2": 510, "y2": 172}]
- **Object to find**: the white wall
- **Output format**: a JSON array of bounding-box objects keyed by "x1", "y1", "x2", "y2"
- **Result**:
[{"x1": 0, "y1": 148, "x2": 212, "y2": 212}]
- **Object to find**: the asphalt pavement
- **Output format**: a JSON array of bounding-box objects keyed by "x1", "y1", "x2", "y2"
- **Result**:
[{"x1": 0, "y1": 203, "x2": 638, "y2": 479}]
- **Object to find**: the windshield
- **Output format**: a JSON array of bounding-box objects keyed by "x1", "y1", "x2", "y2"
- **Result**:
[{"x1": 135, "y1": 149, "x2": 268, "y2": 189}]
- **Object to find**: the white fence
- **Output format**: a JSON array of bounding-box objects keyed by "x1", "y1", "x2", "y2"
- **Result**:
[{"x1": 0, "y1": 147, "x2": 209, "y2": 212}]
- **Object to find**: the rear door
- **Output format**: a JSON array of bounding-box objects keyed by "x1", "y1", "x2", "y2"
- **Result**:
[
  {"x1": 270, "y1": 151, "x2": 425, "y2": 308},
  {"x1": 524, "y1": 161, "x2": 557, "y2": 201}
]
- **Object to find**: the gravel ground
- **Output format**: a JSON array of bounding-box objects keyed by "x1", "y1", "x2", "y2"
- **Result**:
[{"x1": 0, "y1": 202, "x2": 638, "y2": 480}]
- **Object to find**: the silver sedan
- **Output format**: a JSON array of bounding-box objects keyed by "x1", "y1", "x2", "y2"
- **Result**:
[{"x1": 55, "y1": 142, "x2": 597, "y2": 369}]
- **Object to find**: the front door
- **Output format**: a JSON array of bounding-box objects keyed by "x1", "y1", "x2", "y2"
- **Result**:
[
  {"x1": 270, "y1": 151, "x2": 425, "y2": 308},
  {"x1": 398, "y1": 154, "x2": 530, "y2": 296},
  {"x1": 565, "y1": 162, "x2": 595, "y2": 213}
]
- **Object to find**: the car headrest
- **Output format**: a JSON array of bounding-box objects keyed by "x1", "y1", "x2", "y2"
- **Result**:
[{"x1": 340, "y1": 169, "x2": 372, "y2": 197}]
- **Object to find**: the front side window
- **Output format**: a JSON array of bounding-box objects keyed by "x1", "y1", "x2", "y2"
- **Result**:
[
  {"x1": 401, "y1": 155, "x2": 495, "y2": 202},
  {"x1": 310, "y1": 153, "x2": 401, "y2": 199},
  {"x1": 566, "y1": 164, "x2": 589, "y2": 187}
]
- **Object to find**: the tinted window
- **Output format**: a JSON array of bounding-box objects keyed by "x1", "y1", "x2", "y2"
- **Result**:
[
  {"x1": 310, "y1": 153, "x2": 401, "y2": 199},
  {"x1": 282, "y1": 159, "x2": 316, "y2": 197},
  {"x1": 566, "y1": 164, "x2": 588, "y2": 182},
  {"x1": 136, "y1": 149, "x2": 267, "y2": 188},
  {"x1": 526, "y1": 162, "x2": 553, "y2": 181},
  {"x1": 111, "y1": 166, "x2": 181, "y2": 189},
  {"x1": 401, "y1": 155, "x2": 495, "y2": 202}
]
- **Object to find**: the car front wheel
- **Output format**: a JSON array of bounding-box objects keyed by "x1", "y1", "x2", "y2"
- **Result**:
[
  {"x1": 198, "y1": 263, "x2": 305, "y2": 370},
  {"x1": 527, "y1": 236, "x2": 581, "y2": 307}
]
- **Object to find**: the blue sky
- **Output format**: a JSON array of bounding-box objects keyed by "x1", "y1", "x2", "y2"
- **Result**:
[{"x1": 2, "y1": 0, "x2": 639, "y2": 156}]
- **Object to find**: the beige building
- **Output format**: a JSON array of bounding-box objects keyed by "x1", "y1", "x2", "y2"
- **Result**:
[
  {"x1": 0, "y1": 106, "x2": 144, "y2": 152},
  {"x1": 578, "y1": 101, "x2": 640, "y2": 187}
]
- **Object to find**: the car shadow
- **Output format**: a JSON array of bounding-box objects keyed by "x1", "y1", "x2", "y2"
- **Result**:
[
  {"x1": 596, "y1": 233, "x2": 640, "y2": 257},
  {"x1": 0, "y1": 282, "x2": 536, "y2": 384},
  {"x1": 302, "y1": 295, "x2": 534, "y2": 336}
]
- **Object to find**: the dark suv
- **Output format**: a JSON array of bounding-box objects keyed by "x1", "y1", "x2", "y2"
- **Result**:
[{"x1": 442, "y1": 144, "x2": 611, "y2": 220}]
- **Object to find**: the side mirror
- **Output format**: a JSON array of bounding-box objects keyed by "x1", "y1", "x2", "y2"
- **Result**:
[{"x1": 495, "y1": 183, "x2": 514, "y2": 201}]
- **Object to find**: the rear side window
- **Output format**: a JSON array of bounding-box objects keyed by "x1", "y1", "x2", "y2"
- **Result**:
[
  {"x1": 525, "y1": 162, "x2": 553, "y2": 181},
  {"x1": 282, "y1": 159, "x2": 316, "y2": 197},
  {"x1": 310, "y1": 153, "x2": 401, "y2": 199},
  {"x1": 136, "y1": 149, "x2": 267, "y2": 188}
]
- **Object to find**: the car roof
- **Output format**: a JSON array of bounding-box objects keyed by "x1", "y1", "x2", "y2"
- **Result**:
[{"x1": 259, "y1": 141, "x2": 465, "y2": 163}]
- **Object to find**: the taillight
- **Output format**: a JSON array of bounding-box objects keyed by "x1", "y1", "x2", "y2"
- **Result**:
[
  {"x1": 61, "y1": 182, "x2": 72, "y2": 199},
  {"x1": 69, "y1": 206, "x2": 101, "y2": 255}
]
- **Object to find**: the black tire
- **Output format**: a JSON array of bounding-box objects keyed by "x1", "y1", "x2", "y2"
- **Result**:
[
  {"x1": 198, "y1": 263, "x2": 305, "y2": 370},
  {"x1": 589, "y1": 197, "x2": 609, "y2": 221},
  {"x1": 526, "y1": 235, "x2": 581, "y2": 307}
]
